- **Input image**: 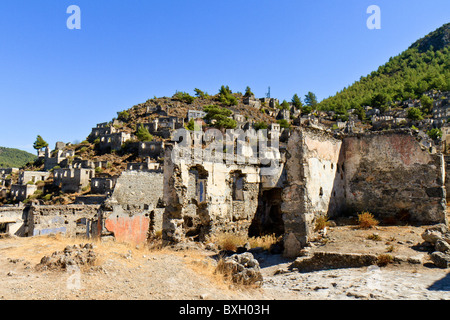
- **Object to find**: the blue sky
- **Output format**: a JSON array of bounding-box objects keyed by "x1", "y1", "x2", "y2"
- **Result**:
[{"x1": 0, "y1": 0, "x2": 449, "y2": 154}]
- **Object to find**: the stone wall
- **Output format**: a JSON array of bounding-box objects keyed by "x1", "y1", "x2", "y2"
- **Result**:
[
  {"x1": 100, "y1": 170, "x2": 165, "y2": 244},
  {"x1": 28, "y1": 204, "x2": 100, "y2": 237},
  {"x1": 162, "y1": 145, "x2": 261, "y2": 243},
  {"x1": 0, "y1": 206, "x2": 28, "y2": 236},
  {"x1": 282, "y1": 128, "x2": 344, "y2": 257},
  {"x1": 343, "y1": 131, "x2": 447, "y2": 224},
  {"x1": 281, "y1": 128, "x2": 447, "y2": 257}
]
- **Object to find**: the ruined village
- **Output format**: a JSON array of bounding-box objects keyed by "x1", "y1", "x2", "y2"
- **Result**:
[{"x1": 0, "y1": 87, "x2": 450, "y2": 300}]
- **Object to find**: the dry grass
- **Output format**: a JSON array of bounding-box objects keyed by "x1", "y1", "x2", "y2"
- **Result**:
[
  {"x1": 367, "y1": 233, "x2": 382, "y2": 241},
  {"x1": 357, "y1": 212, "x2": 379, "y2": 229},
  {"x1": 377, "y1": 254, "x2": 393, "y2": 267},
  {"x1": 211, "y1": 232, "x2": 278, "y2": 252},
  {"x1": 314, "y1": 216, "x2": 330, "y2": 232}
]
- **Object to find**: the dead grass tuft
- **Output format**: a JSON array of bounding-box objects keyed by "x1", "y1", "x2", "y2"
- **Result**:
[
  {"x1": 314, "y1": 216, "x2": 330, "y2": 232},
  {"x1": 377, "y1": 254, "x2": 393, "y2": 267},
  {"x1": 358, "y1": 212, "x2": 379, "y2": 229}
]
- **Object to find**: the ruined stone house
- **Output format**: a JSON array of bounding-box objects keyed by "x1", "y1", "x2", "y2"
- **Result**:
[
  {"x1": 53, "y1": 167, "x2": 95, "y2": 193},
  {"x1": 162, "y1": 127, "x2": 447, "y2": 258},
  {"x1": 98, "y1": 132, "x2": 132, "y2": 153}
]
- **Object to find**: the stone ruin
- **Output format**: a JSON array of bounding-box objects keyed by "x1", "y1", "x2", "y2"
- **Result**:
[
  {"x1": 162, "y1": 127, "x2": 447, "y2": 258},
  {"x1": 0, "y1": 127, "x2": 448, "y2": 260}
]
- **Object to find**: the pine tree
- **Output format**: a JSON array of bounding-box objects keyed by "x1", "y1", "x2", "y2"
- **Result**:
[
  {"x1": 33, "y1": 135, "x2": 48, "y2": 150},
  {"x1": 136, "y1": 125, "x2": 153, "y2": 142},
  {"x1": 291, "y1": 94, "x2": 303, "y2": 109}
]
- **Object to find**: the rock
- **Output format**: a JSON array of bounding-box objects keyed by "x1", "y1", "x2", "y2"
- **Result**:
[
  {"x1": 291, "y1": 252, "x2": 378, "y2": 272},
  {"x1": 421, "y1": 229, "x2": 443, "y2": 244},
  {"x1": 36, "y1": 244, "x2": 97, "y2": 271},
  {"x1": 7, "y1": 271, "x2": 15, "y2": 276},
  {"x1": 430, "y1": 251, "x2": 450, "y2": 268},
  {"x1": 427, "y1": 224, "x2": 448, "y2": 234},
  {"x1": 269, "y1": 243, "x2": 283, "y2": 255},
  {"x1": 407, "y1": 255, "x2": 424, "y2": 265},
  {"x1": 205, "y1": 243, "x2": 217, "y2": 251},
  {"x1": 199, "y1": 293, "x2": 209, "y2": 300},
  {"x1": 435, "y1": 239, "x2": 450, "y2": 253},
  {"x1": 215, "y1": 252, "x2": 263, "y2": 287}
]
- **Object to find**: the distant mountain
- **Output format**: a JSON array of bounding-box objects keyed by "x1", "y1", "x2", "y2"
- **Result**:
[
  {"x1": 0, "y1": 147, "x2": 36, "y2": 168},
  {"x1": 318, "y1": 23, "x2": 450, "y2": 114}
]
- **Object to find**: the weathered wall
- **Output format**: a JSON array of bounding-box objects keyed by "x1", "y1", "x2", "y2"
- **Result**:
[
  {"x1": 281, "y1": 128, "x2": 447, "y2": 258},
  {"x1": 0, "y1": 206, "x2": 28, "y2": 236},
  {"x1": 343, "y1": 132, "x2": 447, "y2": 224},
  {"x1": 162, "y1": 145, "x2": 261, "y2": 243},
  {"x1": 29, "y1": 205, "x2": 100, "y2": 237},
  {"x1": 282, "y1": 128, "x2": 344, "y2": 257},
  {"x1": 101, "y1": 170, "x2": 165, "y2": 244}
]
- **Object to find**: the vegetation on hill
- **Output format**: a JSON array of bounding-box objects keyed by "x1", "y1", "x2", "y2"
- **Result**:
[
  {"x1": 317, "y1": 23, "x2": 450, "y2": 115},
  {"x1": 0, "y1": 147, "x2": 37, "y2": 168}
]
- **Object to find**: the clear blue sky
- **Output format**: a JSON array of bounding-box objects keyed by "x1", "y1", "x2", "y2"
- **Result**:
[{"x1": 0, "y1": 0, "x2": 449, "y2": 154}]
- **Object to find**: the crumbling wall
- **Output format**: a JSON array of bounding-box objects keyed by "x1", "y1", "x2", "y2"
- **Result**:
[
  {"x1": 29, "y1": 205, "x2": 100, "y2": 237},
  {"x1": 282, "y1": 128, "x2": 344, "y2": 257},
  {"x1": 101, "y1": 170, "x2": 165, "y2": 244},
  {"x1": 0, "y1": 206, "x2": 28, "y2": 236},
  {"x1": 281, "y1": 128, "x2": 447, "y2": 258},
  {"x1": 162, "y1": 145, "x2": 261, "y2": 244},
  {"x1": 343, "y1": 132, "x2": 447, "y2": 224}
]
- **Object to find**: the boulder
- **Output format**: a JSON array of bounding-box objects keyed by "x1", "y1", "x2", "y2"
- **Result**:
[
  {"x1": 422, "y1": 229, "x2": 443, "y2": 245},
  {"x1": 435, "y1": 239, "x2": 450, "y2": 253},
  {"x1": 430, "y1": 251, "x2": 450, "y2": 269},
  {"x1": 291, "y1": 252, "x2": 378, "y2": 272},
  {"x1": 215, "y1": 252, "x2": 263, "y2": 286}
]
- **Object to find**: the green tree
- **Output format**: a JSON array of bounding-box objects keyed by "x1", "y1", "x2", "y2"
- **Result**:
[
  {"x1": 253, "y1": 121, "x2": 268, "y2": 130},
  {"x1": 420, "y1": 95, "x2": 434, "y2": 114},
  {"x1": 280, "y1": 100, "x2": 290, "y2": 110},
  {"x1": 203, "y1": 105, "x2": 237, "y2": 129},
  {"x1": 136, "y1": 125, "x2": 153, "y2": 142},
  {"x1": 371, "y1": 93, "x2": 390, "y2": 112},
  {"x1": 117, "y1": 110, "x2": 130, "y2": 122},
  {"x1": 407, "y1": 107, "x2": 424, "y2": 121},
  {"x1": 244, "y1": 86, "x2": 254, "y2": 98},
  {"x1": 304, "y1": 92, "x2": 318, "y2": 108},
  {"x1": 194, "y1": 88, "x2": 208, "y2": 98},
  {"x1": 33, "y1": 135, "x2": 48, "y2": 150},
  {"x1": 173, "y1": 91, "x2": 195, "y2": 104},
  {"x1": 277, "y1": 119, "x2": 291, "y2": 129},
  {"x1": 302, "y1": 105, "x2": 313, "y2": 115},
  {"x1": 185, "y1": 119, "x2": 202, "y2": 131},
  {"x1": 427, "y1": 128, "x2": 442, "y2": 140},
  {"x1": 218, "y1": 85, "x2": 238, "y2": 106},
  {"x1": 291, "y1": 94, "x2": 303, "y2": 109}
]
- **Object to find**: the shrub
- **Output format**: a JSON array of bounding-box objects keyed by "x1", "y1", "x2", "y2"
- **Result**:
[
  {"x1": 218, "y1": 85, "x2": 238, "y2": 106},
  {"x1": 314, "y1": 216, "x2": 330, "y2": 232},
  {"x1": 117, "y1": 110, "x2": 130, "y2": 122},
  {"x1": 277, "y1": 119, "x2": 291, "y2": 129},
  {"x1": 248, "y1": 234, "x2": 279, "y2": 251},
  {"x1": 136, "y1": 125, "x2": 154, "y2": 142},
  {"x1": 377, "y1": 254, "x2": 393, "y2": 267},
  {"x1": 367, "y1": 233, "x2": 382, "y2": 241},
  {"x1": 253, "y1": 121, "x2": 268, "y2": 130},
  {"x1": 173, "y1": 91, "x2": 196, "y2": 104},
  {"x1": 357, "y1": 212, "x2": 379, "y2": 229}
]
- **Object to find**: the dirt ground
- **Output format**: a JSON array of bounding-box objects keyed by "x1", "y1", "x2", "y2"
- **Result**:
[{"x1": 0, "y1": 223, "x2": 449, "y2": 300}]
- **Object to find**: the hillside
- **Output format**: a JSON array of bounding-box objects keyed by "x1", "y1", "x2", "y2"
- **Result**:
[
  {"x1": 318, "y1": 23, "x2": 450, "y2": 115},
  {"x1": 0, "y1": 147, "x2": 36, "y2": 168}
]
